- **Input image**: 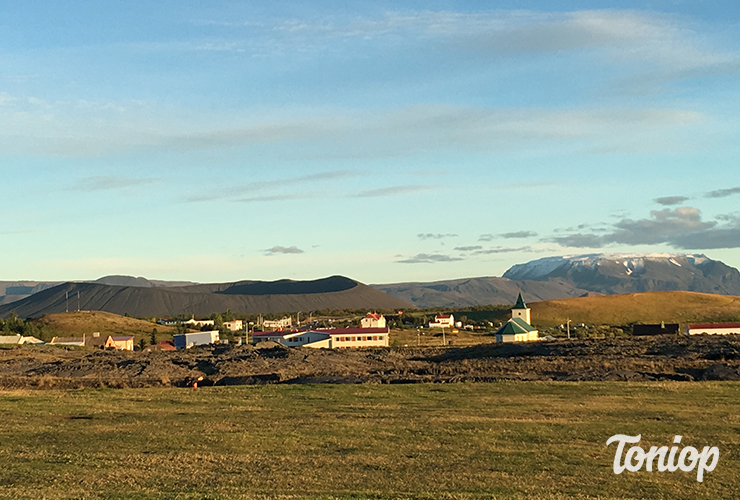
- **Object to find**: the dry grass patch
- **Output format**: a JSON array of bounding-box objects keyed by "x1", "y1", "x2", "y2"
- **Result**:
[{"x1": 0, "y1": 383, "x2": 738, "y2": 499}]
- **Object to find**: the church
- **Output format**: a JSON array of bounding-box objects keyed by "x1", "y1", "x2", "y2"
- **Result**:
[{"x1": 494, "y1": 293, "x2": 539, "y2": 343}]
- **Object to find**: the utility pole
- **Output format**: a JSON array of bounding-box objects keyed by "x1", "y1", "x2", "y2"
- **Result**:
[
  {"x1": 77, "y1": 291, "x2": 80, "y2": 312},
  {"x1": 65, "y1": 291, "x2": 69, "y2": 313},
  {"x1": 566, "y1": 318, "x2": 571, "y2": 339},
  {"x1": 442, "y1": 326, "x2": 446, "y2": 346}
]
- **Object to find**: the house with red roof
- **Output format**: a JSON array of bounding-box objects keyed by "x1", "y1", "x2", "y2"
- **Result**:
[
  {"x1": 428, "y1": 314, "x2": 454, "y2": 329},
  {"x1": 361, "y1": 313, "x2": 386, "y2": 328},
  {"x1": 686, "y1": 323, "x2": 740, "y2": 336}
]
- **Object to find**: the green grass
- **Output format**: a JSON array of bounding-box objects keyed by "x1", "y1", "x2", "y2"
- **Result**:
[{"x1": 0, "y1": 383, "x2": 739, "y2": 499}]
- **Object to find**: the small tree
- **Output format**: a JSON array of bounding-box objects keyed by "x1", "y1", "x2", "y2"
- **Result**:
[
  {"x1": 138, "y1": 338, "x2": 146, "y2": 350},
  {"x1": 211, "y1": 313, "x2": 224, "y2": 330},
  {"x1": 150, "y1": 328, "x2": 157, "y2": 345}
]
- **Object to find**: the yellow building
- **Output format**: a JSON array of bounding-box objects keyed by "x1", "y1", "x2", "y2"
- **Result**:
[{"x1": 104, "y1": 335, "x2": 135, "y2": 351}]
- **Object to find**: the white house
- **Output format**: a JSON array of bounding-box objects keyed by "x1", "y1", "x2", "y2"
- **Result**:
[
  {"x1": 173, "y1": 330, "x2": 220, "y2": 349},
  {"x1": 429, "y1": 314, "x2": 454, "y2": 329},
  {"x1": 222, "y1": 319, "x2": 244, "y2": 331},
  {"x1": 686, "y1": 323, "x2": 740, "y2": 336},
  {"x1": 262, "y1": 316, "x2": 293, "y2": 330},
  {"x1": 252, "y1": 327, "x2": 390, "y2": 349},
  {"x1": 494, "y1": 293, "x2": 539, "y2": 343},
  {"x1": 0, "y1": 334, "x2": 44, "y2": 345},
  {"x1": 361, "y1": 313, "x2": 386, "y2": 328},
  {"x1": 49, "y1": 336, "x2": 86, "y2": 347}
]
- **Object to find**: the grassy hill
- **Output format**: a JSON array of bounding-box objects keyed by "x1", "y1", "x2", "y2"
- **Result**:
[
  {"x1": 34, "y1": 311, "x2": 177, "y2": 344},
  {"x1": 530, "y1": 291, "x2": 740, "y2": 328}
]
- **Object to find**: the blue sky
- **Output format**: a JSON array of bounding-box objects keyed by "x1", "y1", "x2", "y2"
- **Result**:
[{"x1": 2, "y1": 1, "x2": 740, "y2": 283}]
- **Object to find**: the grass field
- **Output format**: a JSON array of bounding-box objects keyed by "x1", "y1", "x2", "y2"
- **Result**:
[
  {"x1": 530, "y1": 291, "x2": 740, "y2": 329},
  {"x1": 1, "y1": 383, "x2": 739, "y2": 499}
]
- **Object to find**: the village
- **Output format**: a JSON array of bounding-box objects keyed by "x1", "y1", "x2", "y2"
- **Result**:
[{"x1": 2, "y1": 293, "x2": 738, "y2": 352}]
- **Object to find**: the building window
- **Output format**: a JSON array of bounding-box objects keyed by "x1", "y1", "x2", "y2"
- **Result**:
[
  {"x1": 351, "y1": 337, "x2": 356, "y2": 341},
  {"x1": 373, "y1": 336, "x2": 377, "y2": 341}
]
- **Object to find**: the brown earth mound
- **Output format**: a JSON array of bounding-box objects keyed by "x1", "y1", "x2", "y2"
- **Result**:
[{"x1": 1, "y1": 335, "x2": 739, "y2": 389}]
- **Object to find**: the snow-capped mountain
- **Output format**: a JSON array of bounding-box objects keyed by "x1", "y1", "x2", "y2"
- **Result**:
[{"x1": 503, "y1": 253, "x2": 740, "y2": 296}]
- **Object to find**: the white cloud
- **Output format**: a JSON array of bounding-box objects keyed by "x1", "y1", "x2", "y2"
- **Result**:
[
  {"x1": 265, "y1": 246, "x2": 304, "y2": 255},
  {"x1": 70, "y1": 176, "x2": 163, "y2": 192},
  {"x1": 357, "y1": 185, "x2": 439, "y2": 198},
  {"x1": 418, "y1": 233, "x2": 457, "y2": 240},
  {"x1": 396, "y1": 253, "x2": 463, "y2": 264},
  {"x1": 187, "y1": 9, "x2": 740, "y2": 81}
]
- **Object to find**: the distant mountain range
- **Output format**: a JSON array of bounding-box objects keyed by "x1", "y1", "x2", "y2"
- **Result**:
[
  {"x1": 373, "y1": 253, "x2": 740, "y2": 308},
  {"x1": 0, "y1": 276, "x2": 193, "y2": 306},
  {"x1": 2, "y1": 253, "x2": 739, "y2": 317},
  {"x1": 0, "y1": 276, "x2": 410, "y2": 319},
  {"x1": 503, "y1": 253, "x2": 740, "y2": 295}
]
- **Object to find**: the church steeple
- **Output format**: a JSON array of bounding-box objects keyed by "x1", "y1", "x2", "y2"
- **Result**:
[
  {"x1": 513, "y1": 292, "x2": 526, "y2": 310},
  {"x1": 511, "y1": 292, "x2": 532, "y2": 325}
]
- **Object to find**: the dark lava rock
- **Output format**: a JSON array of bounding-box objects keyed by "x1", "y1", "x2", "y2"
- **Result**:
[{"x1": 700, "y1": 364, "x2": 740, "y2": 381}]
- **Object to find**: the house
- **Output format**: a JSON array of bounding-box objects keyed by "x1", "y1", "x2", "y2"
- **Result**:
[
  {"x1": 252, "y1": 327, "x2": 390, "y2": 349},
  {"x1": 0, "y1": 334, "x2": 44, "y2": 345},
  {"x1": 429, "y1": 314, "x2": 454, "y2": 329},
  {"x1": 144, "y1": 340, "x2": 177, "y2": 352},
  {"x1": 21, "y1": 336, "x2": 44, "y2": 345},
  {"x1": 361, "y1": 313, "x2": 386, "y2": 328},
  {"x1": 686, "y1": 323, "x2": 740, "y2": 336},
  {"x1": 633, "y1": 323, "x2": 680, "y2": 336},
  {"x1": 262, "y1": 317, "x2": 293, "y2": 330},
  {"x1": 158, "y1": 340, "x2": 177, "y2": 351},
  {"x1": 49, "y1": 336, "x2": 86, "y2": 347},
  {"x1": 173, "y1": 330, "x2": 220, "y2": 349},
  {"x1": 84, "y1": 332, "x2": 107, "y2": 349},
  {"x1": 494, "y1": 293, "x2": 539, "y2": 343},
  {"x1": 222, "y1": 319, "x2": 244, "y2": 331},
  {"x1": 105, "y1": 336, "x2": 134, "y2": 351}
]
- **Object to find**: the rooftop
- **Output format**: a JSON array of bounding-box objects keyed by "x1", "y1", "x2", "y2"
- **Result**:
[{"x1": 495, "y1": 317, "x2": 537, "y2": 335}]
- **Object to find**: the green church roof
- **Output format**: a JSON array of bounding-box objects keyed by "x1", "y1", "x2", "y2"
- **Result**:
[
  {"x1": 513, "y1": 292, "x2": 527, "y2": 310},
  {"x1": 494, "y1": 317, "x2": 537, "y2": 335}
]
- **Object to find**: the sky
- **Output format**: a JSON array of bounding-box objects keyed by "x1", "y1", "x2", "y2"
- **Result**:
[{"x1": 2, "y1": 0, "x2": 740, "y2": 284}]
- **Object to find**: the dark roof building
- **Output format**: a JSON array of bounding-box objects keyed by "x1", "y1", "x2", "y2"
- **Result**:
[{"x1": 633, "y1": 323, "x2": 679, "y2": 336}]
